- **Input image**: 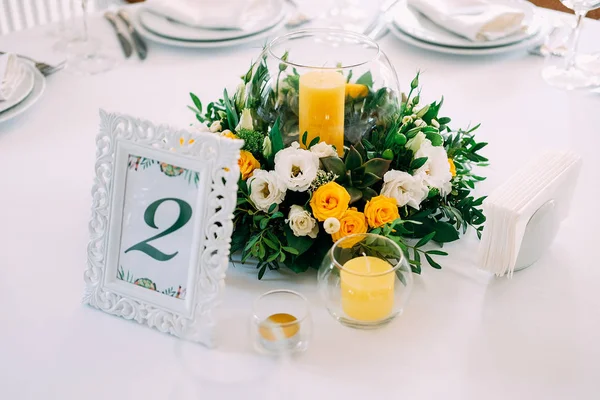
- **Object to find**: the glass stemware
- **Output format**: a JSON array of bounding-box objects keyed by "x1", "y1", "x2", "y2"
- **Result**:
[
  {"x1": 64, "y1": 0, "x2": 116, "y2": 75},
  {"x1": 542, "y1": 0, "x2": 600, "y2": 89}
]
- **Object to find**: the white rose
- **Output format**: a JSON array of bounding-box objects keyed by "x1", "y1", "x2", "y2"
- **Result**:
[
  {"x1": 274, "y1": 142, "x2": 319, "y2": 192},
  {"x1": 248, "y1": 169, "x2": 286, "y2": 212},
  {"x1": 323, "y1": 217, "x2": 341, "y2": 234},
  {"x1": 381, "y1": 170, "x2": 428, "y2": 210},
  {"x1": 310, "y1": 142, "x2": 337, "y2": 159},
  {"x1": 406, "y1": 132, "x2": 427, "y2": 153},
  {"x1": 415, "y1": 139, "x2": 452, "y2": 196},
  {"x1": 286, "y1": 205, "x2": 319, "y2": 238},
  {"x1": 262, "y1": 136, "x2": 272, "y2": 159},
  {"x1": 236, "y1": 108, "x2": 254, "y2": 131},
  {"x1": 209, "y1": 120, "x2": 222, "y2": 132}
]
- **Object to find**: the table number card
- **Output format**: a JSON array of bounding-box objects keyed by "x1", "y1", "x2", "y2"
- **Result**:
[{"x1": 84, "y1": 110, "x2": 243, "y2": 347}]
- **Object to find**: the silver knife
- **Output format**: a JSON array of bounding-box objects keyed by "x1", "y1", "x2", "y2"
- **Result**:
[
  {"x1": 117, "y1": 10, "x2": 148, "y2": 61},
  {"x1": 104, "y1": 12, "x2": 133, "y2": 58}
]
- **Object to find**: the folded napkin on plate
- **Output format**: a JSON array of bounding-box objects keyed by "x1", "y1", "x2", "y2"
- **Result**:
[
  {"x1": 145, "y1": 0, "x2": 264, "y2": 29},
  {"x1": 0, "y1": 53, "x2": 25, "y2": 101},
  {"x1": 407, "y1": 0, "x2": 527, "y2": 41}
]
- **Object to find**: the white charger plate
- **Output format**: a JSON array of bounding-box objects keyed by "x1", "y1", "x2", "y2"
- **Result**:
[
  {"x1": 134, "y1": 11, "x2": 287, "y2": 49},
  {"x1": 389, "y1": 21, "x2": 548, "y2": 56},
  {"x1": 0, "y1": 62, "x2": 34, "y2": 114},
  {"x1": 138, "y1": 0, "x2": 286, "y2": 42},
  {"x1": 0, "y1": 63, "x2": 45, "y2": 124},
  {"x1": 393, "y1": 0, "x2": 540, "y2": 49}
]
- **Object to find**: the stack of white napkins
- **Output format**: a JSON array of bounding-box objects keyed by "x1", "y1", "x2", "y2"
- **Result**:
[
  {"x1": 145, "y1": 0, "x2": 266, "y2": 29},
  {"x1": 478, "y1": 152, "x2": 582, "y2": 277},
  {"x1": 0, "y1": 53, "x2": 25, "y2": 102},
  {"x1": 407, "y1": 0, "x2": 527, "y2": 41}
]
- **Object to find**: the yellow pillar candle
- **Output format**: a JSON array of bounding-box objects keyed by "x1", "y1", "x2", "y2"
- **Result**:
[
  {"x1": 341, "y1": 256, "x2": 395, "y2": 321},
  {"x1": 299, "y1": 70, "x2": 346, "y2": 156}
]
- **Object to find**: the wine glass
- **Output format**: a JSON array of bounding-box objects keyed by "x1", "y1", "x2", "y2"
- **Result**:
[
  {"x1": 542, "y1": 0, "x2": 600, "y2": 89},
  {"x1": 64, "y1": 0, "x2": 116, "y2": 75},
  {"x1": 325, "y1": 0, "x2": 370, "y2": 31}
]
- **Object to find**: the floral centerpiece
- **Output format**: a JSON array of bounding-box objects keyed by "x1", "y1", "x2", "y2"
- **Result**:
[{"x1": 187, "y1": 30, "x2": 487, "y2": 279}]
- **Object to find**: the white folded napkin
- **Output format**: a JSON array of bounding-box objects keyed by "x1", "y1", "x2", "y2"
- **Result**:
[
  {"x1": 407, "y1": 0, "x2": 527, "y2": 41},
  {"x1": 145, "y1": 0, "x2": 266, "y2": 29},
  {"x1": 0, "y1": 53, "x2": 25, "y2": 102}
]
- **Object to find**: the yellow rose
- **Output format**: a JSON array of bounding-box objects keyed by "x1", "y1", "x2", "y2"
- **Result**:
[
  {"x1": 364, "y1": 195, "x2": 400, "y2": 228},
  {"x1": 448, "y1": 158, "x2": 456, "y2": 177},
  {"x1": 223, "y1": 131, "x2": 238, "y2": 140},
  {"x1": 345, "y1": 83, "x2": 369, "y2": 99},
  {"x1": 310, "y1": 182, "x2": 351, "y2": 221},
  {"x1": 332, "y1": 208, "x2": 368, "y2": 243},
  {"x1": 238, "y1": 150, "x2": 260, "y2": 180}
]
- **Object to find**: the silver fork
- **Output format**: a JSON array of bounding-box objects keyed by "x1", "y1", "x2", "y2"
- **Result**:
[{"x1": 0, "y1": 52, "x2": 66, "y2": 76}]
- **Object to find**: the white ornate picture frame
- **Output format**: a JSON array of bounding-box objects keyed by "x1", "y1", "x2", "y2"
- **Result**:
[{"x1": 84, "y1": 111, "x2": 242, "y2": 347}]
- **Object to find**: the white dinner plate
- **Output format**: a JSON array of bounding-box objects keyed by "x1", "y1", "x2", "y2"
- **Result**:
[
  {"x1": 138, "y1": 0, "x2": 286, "y2": 42},
  {"x1": 393, "y1": 0, "x2": 540, "y2": 49},
  {"x1": 0, "y1": 61, "x2": 34, "y2": 113},
  {"x1": 0, "y1": 63, "x2": 46, "y2": 124},
  {"x1": 134, "y1": 11, "x2": 288, "y2": 49},
  {"x1": 389, "y1": 21, "x2": 548, "y2": 56}
]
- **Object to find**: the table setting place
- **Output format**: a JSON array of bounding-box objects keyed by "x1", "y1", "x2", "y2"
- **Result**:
[{"x1": 1, "y1": 0, "x2": 600, "y2": 399}]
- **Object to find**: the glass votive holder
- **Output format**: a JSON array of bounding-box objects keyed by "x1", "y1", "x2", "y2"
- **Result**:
[
  {"x1": 318, "y1": 233, "x2": 413, "y2": 329},
  {"x1": 250, "y1": 289, "x2": 311, "y2": 355}
]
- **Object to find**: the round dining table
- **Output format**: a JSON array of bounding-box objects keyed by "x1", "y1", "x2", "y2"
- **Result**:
[{"x1": 1, "y1": 4, "x2": 599, "y2": 399}]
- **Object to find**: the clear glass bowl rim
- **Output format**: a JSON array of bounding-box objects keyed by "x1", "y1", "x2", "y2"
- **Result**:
[
  {"x1": 329, "y1": 233, "x2": 407, "y2": 277},
  {"x1": 267, "y1": 28, "x2": 382, "y2": 70},
  {"x1": 251, "y1": 289, "x2": 310, "y2": 328}
]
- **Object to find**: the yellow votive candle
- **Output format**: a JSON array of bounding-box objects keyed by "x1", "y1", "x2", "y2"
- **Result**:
[
  {"x1": 341, "y1": 256, "x2": 395, "y2": 321},
  {"x1": 258, "y1": 313, "x2": 300, "y2": 341},
  {"x1": 299, "y1": 70, "x2": 346, "y2": 156}
]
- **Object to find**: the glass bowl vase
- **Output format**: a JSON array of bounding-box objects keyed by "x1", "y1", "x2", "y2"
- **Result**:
[
  {"x1": 318, "y1": 233, "x2": 413, "y2": 329},
  {"x1": 241, "y1": 29, "x2": 400, "y2": 153}
]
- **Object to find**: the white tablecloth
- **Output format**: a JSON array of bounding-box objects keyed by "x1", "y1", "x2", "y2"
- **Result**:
[{"x1": 1, "y1": 5, "x2": 600, "y2": 400}]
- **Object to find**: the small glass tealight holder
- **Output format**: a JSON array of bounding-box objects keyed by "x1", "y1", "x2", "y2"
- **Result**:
[
  {"x1": 318, "y1": 233, "x2": 413, "y2": 329},
  {"x1": 250, "y1": 289, "x2": 311, "y2": 355}
]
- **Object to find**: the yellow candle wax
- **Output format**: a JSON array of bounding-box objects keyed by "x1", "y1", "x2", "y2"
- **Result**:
[
  {"x1": 299, "y1": 70, "x2": 346, "y2": 156},
  {"x1": 258, "y1": 313, "x2": 300, "y2": 341},
  {"x1": 341, "y1": 256, "x2": 395, "y2": 321}
]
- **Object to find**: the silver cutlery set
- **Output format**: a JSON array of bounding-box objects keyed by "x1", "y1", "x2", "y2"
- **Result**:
[{"x1": 104, "y1": 10, "x2": 147, "y2": 60}]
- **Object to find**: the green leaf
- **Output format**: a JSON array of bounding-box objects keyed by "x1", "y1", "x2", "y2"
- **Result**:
[
  {"x1": 285, "y1": 226, "x2": 314, "y2": 256},
  {"x1": 424, "y1": 253, "x2": 442, "y2": 269},
  {"x1": 308, "y1": 136, "x2": 321, "y2": 149},
  {"x1": 269, "y1": 118, "x2": 285, "y2": 160},
  {"x1": 270, "y1": 211, "x2": 284, "y2": 219},
  {"x1": 347, "y1": 187, "x2": 363, "y2": 204},
  {"x1": 223, "y1": 89, "x2": 238, "y2": 129},
  {"x1": 266, "y1": 252, "x2": 280, "y2": 263},
  {"x1": 301, "y1": 130, "x2": 308, "y2": 146},
  {"x1": 363, "y1": 158, "x2": 391, "y2": 178},
  {"x1": 190, "y1": 93, "x2": 202, "y2": 112},
  {"x1": 268, "y1": 203, "x2": 277, "y2": 213},
  {"x1": 345, "y1": 146, "x2": 363, "y2": 171},
  {"x1": 259, "y1": 218, "x2": 269, "y2": 230},
  {"x1": 321, "y1": 156, "x2": 347, "y2": 177},
  {"x1": 263, "y1": 237, "x2": 279, "y2": 250},
  {"x1": 410, "y1": 157, "x2": 428, "y2": 170},
  {"x1": 433, "y1": 221, "x2": 460, "y2": 243},
  {"x1": 355, "y1": 172, "x2": 381, "y2": 188},
  {"x1": 426, "y1": 250, "x2": 448, "y2": 256},
  {"x1": 355, "y1": 71, "x2": 373, "y2": 88},
  {"x1": 282, "y1": 246, "x2": 300, "y2": 255},
  {"x1": 258, "y1": 264, "x2": 267, "y2": 280},
  {"x1": 415, "y1": 231, "x2": 436, "y2": 248}
]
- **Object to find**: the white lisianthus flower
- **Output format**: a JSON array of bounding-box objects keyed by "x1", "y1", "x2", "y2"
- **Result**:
[
  {"x1": 189, "y1": 121, "x2": 210, "y2": 133},
  {"x1": 381, "y1": 170, "x2": 428, "y2": 210},
  {"x1": 431, "y1": 119, "x2": 440, "y2": 128},
  {"x1": 406, "y1": 132, "x2": 427, "y2": 153},
  {"x1": 262, "y1": 136, "x2": 272, "y2": 159},
  {"x1": 247, "y1": 169, "x2": 286, "y2": 212},
  {"x1": 209, "y1": 120, "x2": 222, "y2": 133},
  {"x1": 274, "y1": 142, "x2": 319, "y2": 192},
  {"x1": 310, "y1": 142, "x2": 337, "y2": 159},
  {"x1": 236, "y1": 108, "x2": 254, "y2": 131},
  {"x1": 323, "y1": 217, "x2": 341, "y2": 234},
  {"x1": 414, "y1": 119, "x2": 426, "y2": 127},
  {"x1": 402, "y1": 116, "x2": 413, "y2": 125},
  {"x1": 415, "y1": 140, "x2": 453, "y2": 196},
  {"x1": 286, "y1": 205, "x2": 319, "y2": 238}
]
